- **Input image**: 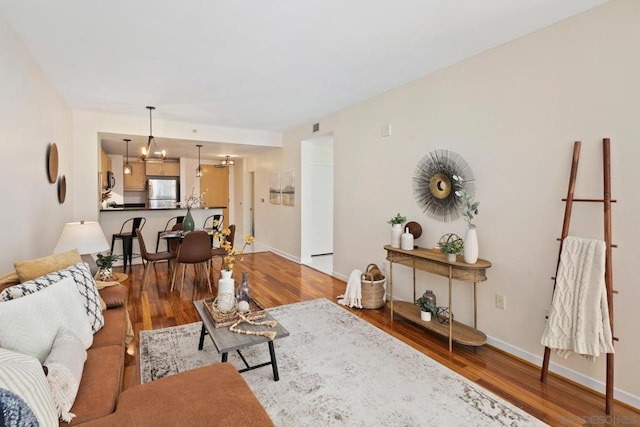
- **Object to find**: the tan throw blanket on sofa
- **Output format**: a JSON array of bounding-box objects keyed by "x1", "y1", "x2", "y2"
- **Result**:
[{"x1": 540, "y1": 236, "x2": 615, "y2": 361}]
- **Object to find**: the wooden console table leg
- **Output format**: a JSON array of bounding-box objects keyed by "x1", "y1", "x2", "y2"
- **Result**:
[
  {"x1": 390, "y1": 260, "x2": 394, "y2": 322},
  {"x1": 448, "y1": 266, "x2": 453, "y2": 352},
  {"x1": 473, "y1": 282, "x2": 477, "y2": 329}
]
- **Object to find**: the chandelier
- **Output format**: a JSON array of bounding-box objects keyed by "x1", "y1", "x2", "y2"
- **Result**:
[
  {"x1": 141, "y1": 106, "x2": 166, "y2": 161},
  {"x1": 220, "y1": 155, "x2": 235, "y2": 167}
]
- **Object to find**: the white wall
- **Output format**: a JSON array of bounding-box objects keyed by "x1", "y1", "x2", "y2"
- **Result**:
[
  {"x1": 0, "y1": 18, "x2": 73, "y2": 273},
  {"x1": 264, "y1": 0, "x2": 640, "y2": 405}
]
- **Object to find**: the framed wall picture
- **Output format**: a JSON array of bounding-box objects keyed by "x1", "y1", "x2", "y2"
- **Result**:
[
  {"x1": 269, "y1": 172, "x2": 281, "y2": 204},
  {"x1": 281, "y1": 171, "x2": 295, "y2": 206}
]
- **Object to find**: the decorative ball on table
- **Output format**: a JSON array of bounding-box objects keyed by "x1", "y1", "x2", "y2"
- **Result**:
[{"x1": 238, "y1": 300, "x2": 250, "y2": 313}]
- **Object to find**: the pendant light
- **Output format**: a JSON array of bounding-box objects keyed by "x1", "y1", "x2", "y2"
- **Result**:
[
  {"x1": 195, "y1": 144, "x2": 203, "y2": 178},
  {"x1": 220, "y1": 155, "x2": 235, "y2": 167},
  {"x1": 141, "y1": 106, "x2": 166, "y2": 161},
  {"x1": 123, "y1": 139, "x2": 132, "y2": 175}
]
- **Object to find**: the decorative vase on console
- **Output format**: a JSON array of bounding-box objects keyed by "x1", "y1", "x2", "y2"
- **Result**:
[
  {"x1": 388, "y1": 213, "x2": 407, "y2": 248},
  {"x1": 217, "y1": 269, "x2": 235, "y2": 311},
  {"x1": 452, "y1": 174, "x2": 480, "y2": 264},
  {"x1": 183, "y1": 207, "x2": 195, "y2": 232},
  {"x1": 463, "y1": 226, "x2": 479, "y2": 264}
]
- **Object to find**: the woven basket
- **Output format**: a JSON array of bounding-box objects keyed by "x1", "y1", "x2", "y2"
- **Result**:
[{"x1": 361, "y1": 264, "x2": 386, "y2": 309}]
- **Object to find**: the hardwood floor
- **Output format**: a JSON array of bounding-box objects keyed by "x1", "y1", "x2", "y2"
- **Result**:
[{"x1": 121, "y1": 252, "x2": 638, "y2": 426}]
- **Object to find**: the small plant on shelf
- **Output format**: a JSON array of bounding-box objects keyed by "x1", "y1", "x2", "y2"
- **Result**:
[
  {"x1": 387, "y1": 213, "x2": 407, "y2": 225},
  {"x1": 415, "y1": 296, "x2": 437, "y2": 314},
  {"x1": 437, "y1": 233, "x2": 464, "y2": 255}
]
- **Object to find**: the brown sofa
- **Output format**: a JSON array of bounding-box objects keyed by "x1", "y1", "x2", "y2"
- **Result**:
[
  {"x1": 0, "y1": 271, "x2": 273, "y2": 426},
  {"x1": 76, "y1": 285, "x2": 273, "y2": 427}
]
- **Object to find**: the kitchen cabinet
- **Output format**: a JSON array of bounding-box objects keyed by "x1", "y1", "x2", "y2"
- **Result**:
[
  {"x1": 146, "y1": 161, "x2": 180, "y2": 176},
  {"x1": 124, "y1": 162, "x2": 146, "y2": 191},
  {"x1": 100, "y1": 149, "x2": 111, "y2": 189}
]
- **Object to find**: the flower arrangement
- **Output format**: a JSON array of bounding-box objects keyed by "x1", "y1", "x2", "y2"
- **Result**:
[
  {"x1": 437, "y1": 233, "x2": 464, "y2": 255},
  {"x1": 214, "y1": 228, "x2": 255, "y2": 271},
  {"x1": 452, "y1": 175, "x2": 479, "y2": 229},
  {"x1": 387, "y1": 213, "x2": 407, "y2": 225},
  {"x1": 181, "y1": 192, "x2": 204, "y2": 209}
]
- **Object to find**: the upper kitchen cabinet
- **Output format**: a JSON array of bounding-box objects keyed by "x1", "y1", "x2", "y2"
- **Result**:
[
  {"x1": 146, "y1": 161, "x2": 180, "y2": 176},
  {"x1": 124, "y1": 161, "x2": 146, "y2": 191}
]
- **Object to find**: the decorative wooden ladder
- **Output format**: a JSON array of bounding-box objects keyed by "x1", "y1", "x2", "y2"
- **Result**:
[{"x1": 539, "y1": 138, "x2": 617, "y2": 414}]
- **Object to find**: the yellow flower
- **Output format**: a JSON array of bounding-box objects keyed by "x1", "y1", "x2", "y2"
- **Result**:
[
  {"x1": 245, "y1": 235, "x2": 255, "y2": 244},
  {"x1": 216, "y1": 231, "x2": 254, "y2": 271}
]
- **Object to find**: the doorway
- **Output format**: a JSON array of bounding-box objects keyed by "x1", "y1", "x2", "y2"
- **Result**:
[{"x1": 300, "y1": 134, "x2": 334, "y2": 275}]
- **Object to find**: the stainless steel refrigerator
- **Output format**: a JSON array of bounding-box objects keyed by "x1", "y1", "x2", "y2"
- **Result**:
[{"x1": 147, "y1": 178, "x2": 179, "y2": 208}]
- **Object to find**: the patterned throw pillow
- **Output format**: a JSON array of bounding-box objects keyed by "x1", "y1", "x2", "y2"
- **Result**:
[
  {"x1": 0, "y1": 262, "x2": 104, "y2": 333},
  {"x1": 0, "y1": 348, "x2": 58, "y2": 427}
]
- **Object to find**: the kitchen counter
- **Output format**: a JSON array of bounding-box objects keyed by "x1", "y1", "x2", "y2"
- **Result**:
[
  {"x1": 99, "y1": 207, "x2": 224, "y2": 267},
  {"x1": 100, "y1": 206, "x2": 227, "y2": 211}
]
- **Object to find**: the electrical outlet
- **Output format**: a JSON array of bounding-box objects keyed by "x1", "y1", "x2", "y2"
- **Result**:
[{"x1": 495, "y1": 294, "x2": 506, "y2": 310}]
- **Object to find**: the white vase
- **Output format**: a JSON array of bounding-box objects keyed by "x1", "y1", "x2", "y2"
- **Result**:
[
  {"x1": 390, "y1": 224, "x2": 403, "y2": 248},
  {"x1": 463, "y1": 227, "x2": 479, "y2": 264},
  {"x1": 420, "y1": 310, "x2": 432, "y2": 321},
  {"x1": 217, "y1": 271, "x2": 235, "y2": 311}
]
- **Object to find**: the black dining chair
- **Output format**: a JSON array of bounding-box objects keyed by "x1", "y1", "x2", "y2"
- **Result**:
[
  {"x1": 155, "y1": 215, "x2": 185, "y2": 252},
  {"x1": 110, "y1": 217, "x2": 146, "y2": 271}
]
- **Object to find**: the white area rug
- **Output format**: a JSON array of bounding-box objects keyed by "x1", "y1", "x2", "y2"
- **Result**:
[{"x1": 139, "y1": 298, "x2": 545, "y2": 426}]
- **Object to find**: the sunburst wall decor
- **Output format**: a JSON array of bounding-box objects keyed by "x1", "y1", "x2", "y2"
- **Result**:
[{"x1": 412, "y1": 149, "x2": 475, "y2": 222}]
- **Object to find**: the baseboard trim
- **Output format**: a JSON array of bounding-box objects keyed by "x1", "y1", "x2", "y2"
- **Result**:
[{"x1": 486, "y1": 336, "x2": 640, "y2": 409}]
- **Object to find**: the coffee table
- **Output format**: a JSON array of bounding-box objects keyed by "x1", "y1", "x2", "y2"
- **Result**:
[{"x1": 193, "y1": 299, "x2": 290, "y2": 381}]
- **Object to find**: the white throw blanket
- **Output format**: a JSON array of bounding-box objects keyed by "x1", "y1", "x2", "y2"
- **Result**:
[
  {"x1": 540, "y1": 236, "x2": 614, "y2": 361},
  {"x1": 338, "y1": 269, "x2": 362, "y2": 308}
]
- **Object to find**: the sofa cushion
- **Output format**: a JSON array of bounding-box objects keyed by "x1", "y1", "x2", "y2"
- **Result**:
[
  {"x1": 0, "y1": 262, "x2": 104, "y2": 333},
  {"x1": 43, "y1": 328, "x2": 87, "y2": 423},
  {"x1": 98, "y1": 285, "x2": 127, "y2": 309},
  {"x1": 0, "y1": 348, "x2": 58, "y2": 427},
  {"x1": 13, "y1": 249, "x2": 82, "y2": 283},
  {"x1": 92, "y1": 306, "x2": 127, "y2": 349},
  {"x1": 0, "y1": 277, "x2": 93, "y2": 363},
  {"x1": 68, "y1": 345, "x2": 123, "y2": 425}
]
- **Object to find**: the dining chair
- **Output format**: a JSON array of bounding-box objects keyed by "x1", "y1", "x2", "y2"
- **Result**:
[
  {"x1": 110, "y1": 217, "x2": 146, "y2": 271},
  {"x1": 155, "y1": 215, "x2": 185, "y2": 252},
  {"x1": 211, "y1": 224, "x2": 236, "y2": 281},
  {"x1": 204, "y1": 214, "x2": 224, "y2": 247},
  {"x1": 171, "y1": 231, "x2": 213, "y2": 298},
  {"x1": 136, "y1": 228, "x2": 176, "y2": 292}
]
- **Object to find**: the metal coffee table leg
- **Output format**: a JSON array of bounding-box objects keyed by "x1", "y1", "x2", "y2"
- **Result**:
[
  {"x1": 268, "y1": 341, "x2": 279, "y2": 381},
  {"x1": 198, "y1": 323, "x2": 207, "y2": 350}
]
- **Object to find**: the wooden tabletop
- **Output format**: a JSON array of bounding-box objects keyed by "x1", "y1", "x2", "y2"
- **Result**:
[{"x1": 194, "y1": 300, "x2": 290, "y2": 354}]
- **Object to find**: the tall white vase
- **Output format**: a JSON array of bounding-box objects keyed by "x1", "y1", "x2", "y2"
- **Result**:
[
  {"x1": 463, "y1": 227, "x2": 479, "y2": 264},
  {"x1": 217, "y1": 270, "x2": 235, "y2": 310},
  {"x1": 390, "y1": 224, "x2": 403, "y2": 248}
]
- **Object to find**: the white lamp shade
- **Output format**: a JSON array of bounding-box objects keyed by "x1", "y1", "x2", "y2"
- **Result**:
[{"x1": 54, "y1": 221, "x2": 109, "y2": 255}]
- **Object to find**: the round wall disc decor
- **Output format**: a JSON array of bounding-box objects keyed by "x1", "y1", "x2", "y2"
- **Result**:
[
  {"x1": 412, "y1": 149, "x2": 475, "y2": 222},
  {"x1": 58, "y1": 175, "x2": 66, "y2": 204},
  {"x1": 47, "y1": 143, "x2": 59, "y2": 183}
]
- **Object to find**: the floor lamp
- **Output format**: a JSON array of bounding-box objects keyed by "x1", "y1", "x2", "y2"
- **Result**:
[{"x1": 54, "y1": 221, "x2": 109, "y2": 275}]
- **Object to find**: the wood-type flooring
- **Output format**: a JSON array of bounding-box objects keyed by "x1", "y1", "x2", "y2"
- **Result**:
[{"x1": 121, "y1": 252, "x2": 639, "y2": 426}]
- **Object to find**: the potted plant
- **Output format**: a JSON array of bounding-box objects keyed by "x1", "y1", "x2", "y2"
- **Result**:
[
  {"x1": 387, "y1": 213, "x2": 407, "y2": 248},
  {"x1": 437, "y1": 233, "x2": 464, "y2": 262},
  {"x1": 415, "y1": 295, "x2": 436, "y2": 321},
  {"x1": 95, "y1": 252, "x2": 120, "y2": 281}
]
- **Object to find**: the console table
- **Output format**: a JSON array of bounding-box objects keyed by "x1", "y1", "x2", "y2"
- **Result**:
[{"x1": 384, "y1": 245, "x2": 491, "y2": 351}]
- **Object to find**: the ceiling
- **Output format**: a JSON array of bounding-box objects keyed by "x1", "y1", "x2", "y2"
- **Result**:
[{"x1": 1, "y1": 0, "x2": 606, "y2": 158}]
